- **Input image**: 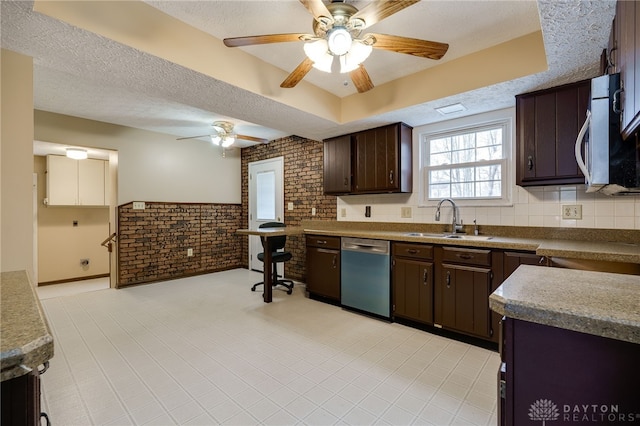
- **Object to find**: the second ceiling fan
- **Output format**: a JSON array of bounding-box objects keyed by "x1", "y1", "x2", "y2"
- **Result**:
[{"x1": 223, "y1": 0, "x2": 449, "y2": 93}]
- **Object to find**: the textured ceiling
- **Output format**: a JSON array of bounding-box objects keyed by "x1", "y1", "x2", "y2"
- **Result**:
[{"x1": 1, "y1": 0, "x2": 616, "y2": 150}]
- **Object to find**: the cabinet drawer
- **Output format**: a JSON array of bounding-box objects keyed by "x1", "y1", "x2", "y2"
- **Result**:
[
  {"x1": 306, "y1": 235, "x2": 341, "y2": 250},
  {"x1": 392, "y1": 243, "x2": 433, "y2": 260},
  {"x1": 442, "y1": 246, "x2": 491, "y2": 266}
]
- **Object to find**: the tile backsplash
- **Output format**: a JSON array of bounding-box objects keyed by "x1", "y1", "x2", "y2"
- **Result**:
[{"x1": 337, "y1": 185, "x2": 640, "y2": 230}]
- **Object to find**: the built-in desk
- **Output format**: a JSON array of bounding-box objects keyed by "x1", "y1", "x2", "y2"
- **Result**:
[{"x1": 236, "y1": 227, "x2": 303, "y2": 303}]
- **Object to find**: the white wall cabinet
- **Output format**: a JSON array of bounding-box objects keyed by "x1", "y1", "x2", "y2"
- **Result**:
[{"x1": 46, "y1": 155, "x2": 107, "y2": 206}]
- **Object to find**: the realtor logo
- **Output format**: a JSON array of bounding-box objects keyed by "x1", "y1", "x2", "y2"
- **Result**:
[{"x1": 529, "y1": 399, "x2": 560, "y2": 425}]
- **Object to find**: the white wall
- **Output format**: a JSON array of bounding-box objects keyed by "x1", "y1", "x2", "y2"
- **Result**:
[
  {"x1": 1, "y1": 49, "x2": 35, "y2": 276},
  {"x1": 34, "y1": 110, "x2": 241, "y2": 205},
  {"x1": 337, "y1": 108, "x2": 640, "y2": 230}
]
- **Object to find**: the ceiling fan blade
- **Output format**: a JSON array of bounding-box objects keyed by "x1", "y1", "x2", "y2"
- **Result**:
[
  {"x1": 223, "y1": 33, "x2": 310, "y2": 47},
  {"x1": 350, "y1": 0, "x2": 420, "y2": 29},
  {"x1": 281, "y1": 57, "x2": 314, "y2": 88},
  {"x1": 350, "y1": 65, "x2": 374, "y2": 93},
  {"x1": 236, "y1": 134, "x2": 269, "y2": 144},
  {"x1": 369, "y1": 33, "x2": 449, "y2": 60},
  {"x1": 176, "y1": 134, "x2": 211, "y2": 141},
  {"x1": 299, "y1": 0, "x2": 333, "y2": 23}
]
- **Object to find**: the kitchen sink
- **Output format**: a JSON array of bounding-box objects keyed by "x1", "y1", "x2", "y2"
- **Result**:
[
  {"x1": 443, "y1": 234, "x2": 493, "y2": 241},
  {"x1": 404, "y1": 232, "x2": 493, "y2": 241},
  {"x1": 404, "y1": 232, "x2": 446, "y2": 238}
]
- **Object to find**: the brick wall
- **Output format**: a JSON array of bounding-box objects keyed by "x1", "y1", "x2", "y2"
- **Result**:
[
  {"x1": 118, "y1": 202, "x2": 242, "y2": 286},
  {"x1": 241, "y1": 135, "x2": 336, "y2": 281}
]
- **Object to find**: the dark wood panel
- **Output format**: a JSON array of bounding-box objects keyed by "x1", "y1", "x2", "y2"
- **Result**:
[
  {"x1": 392, "y1": 242, "x2": 434, "y2": 260},
  {"x1": 306, "y1": 246, "x2": 340, "y2": 300},
  {"x1": 534, "y1": 92, "x2": 557, "y2": 178},
  {"x1": 306, "y1": 235, "x2": 341, "y2": 250}
]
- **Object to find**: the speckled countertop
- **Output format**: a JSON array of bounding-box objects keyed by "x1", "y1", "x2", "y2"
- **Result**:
[
  {"x1": 1, "y1": 271, "x2": 54, "y2": 381},
  {"x1": 489, "y1": 265, "x2": 640, "y2": 344},
  {"x1": 300, "y1": 221, "x2": 640, "y2": 264}
]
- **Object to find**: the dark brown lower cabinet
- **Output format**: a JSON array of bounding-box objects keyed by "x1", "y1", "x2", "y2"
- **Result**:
[
  {"x1": 440, "y1": 264, "x2": 491, "y2": 338},
  {"x1": 499, "y1": 318, "x2": 640, "y2": 426},
  {"x1": 1, "y1": 370, "x2": 48, "y2": 426},
  {"x1": 306, "y1": 235, "x2": 340, "y2": 301},
  {"x1": 392, "y1": 242, "x2": 434, "y2": 324},
  {"x1": 392, "y1": 258, "x2": 434, "y2": 324}
]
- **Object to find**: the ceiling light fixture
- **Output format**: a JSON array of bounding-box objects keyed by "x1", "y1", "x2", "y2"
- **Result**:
[
  {"x1": 435, "y1": 103, "x2": 467, "y2": 115},
  {"x1": 66, "y1": 148, "x2": 88, "y2": 160}
]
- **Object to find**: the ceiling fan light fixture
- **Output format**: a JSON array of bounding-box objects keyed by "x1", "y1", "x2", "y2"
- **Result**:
[
  {"x1": 66, "y1": 148, "x2": 88, "y2": 160},
  {"x1": 221, "y1": 136, "x2": 235, "y2": 148},
  {"x1": 327, "y1": 27, "x2": 352, "y2": 56},
  {"x1": 304, "y1": 39, "x2": 333, "y2": 72},
  {"x1": 339, "y1": 39, "x2": 373, "y2": 73},
  {"x1": 211, "y1": 134, "x2": 222, "y2": 145}
]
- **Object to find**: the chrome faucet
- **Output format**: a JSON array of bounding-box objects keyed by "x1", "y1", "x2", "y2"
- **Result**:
[{"x1": 435, "y1": 198, "x2": 463, "y2": 234}]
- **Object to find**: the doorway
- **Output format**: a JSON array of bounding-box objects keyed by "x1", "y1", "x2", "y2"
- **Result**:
[
  {"x1": 248, "y1": 156, "x2": 284, "y2": 273},
  {"x1": 33, "y1": 141, "x2": 118, "y2": 289}
]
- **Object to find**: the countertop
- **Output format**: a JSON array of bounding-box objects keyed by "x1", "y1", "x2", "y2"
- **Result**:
[
  {"x1": 489, "y1": 265, "x2": 640, "y2": 344},
  {"x1": 1, "y1": 271, "x2": 54, "y2": 381},
  {"x1": 300, "y1": 223, "x2": 640, "y2": 264}
]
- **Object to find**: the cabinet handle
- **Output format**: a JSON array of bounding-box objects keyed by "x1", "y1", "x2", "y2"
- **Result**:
[
  {"x1": 527, "y1": 156, "x2": 534, "y2": 171},
  {"x1": 456, "y1": 253, "x2": 473, "y2": 260},
  {"x1": 446, "y1": 270, "x2": 451, "y2": 288},
  {"x1": 423, "y1": 269, "x2": 428, "y2": 285},
  {"x1": 406, "y1": 249, "x2": 418, "y2": 254},
  {"x1": 389, "y1": 170, "x2": 394, "y2": 184},
  {"x1": 317, "y1": 240, "x2": 327, "y2": 245},
  {"x1": 332, "y1": 255, "x2": 337, "y2": 268},
  {"x1": 38, "y1": 361, "x2": 49, "y2": 375},
  {"x1": 344, "y1": 177, "x2": 349, "y2": 187},
  {"x1": 613, "y1": 87, "x2": 623, "y2": 114},
  {"x1": 538, "y1": 256, "x2": 546, "y2": 265}
]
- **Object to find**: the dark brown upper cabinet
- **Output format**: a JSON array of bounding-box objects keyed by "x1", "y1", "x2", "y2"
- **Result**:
[
  {"x1": 323, "y1": 122, "x2": 412, "y2": 195},
  {"x1": 612, "y1": 0, "x2": 640, "y2": 139},
  {"x1": 515, "y1": 79, "x2": 590, "y2": 187},
  {"x1": 323, "y1": 135, "x2": 352, "y2": 194}
]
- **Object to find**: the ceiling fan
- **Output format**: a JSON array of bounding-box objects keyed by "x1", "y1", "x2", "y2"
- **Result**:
[
  {"x1": 223, "y1": 0, "x2": 449, "y2": 93},
  {"x1": 177, "y1": 121, "x2": 269, "y2": 148}
]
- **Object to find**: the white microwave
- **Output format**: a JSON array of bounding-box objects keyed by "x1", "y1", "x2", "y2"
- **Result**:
[{"x1": 575, "y1": 73, "x2": 640, "y2": 195}]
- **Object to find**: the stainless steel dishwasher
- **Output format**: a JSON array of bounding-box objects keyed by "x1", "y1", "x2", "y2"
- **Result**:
[{"x1": 341, "y1": 237, "x2": 391, "y2": 319}]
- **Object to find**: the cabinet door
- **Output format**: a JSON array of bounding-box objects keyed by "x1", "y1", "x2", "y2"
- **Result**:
[
  {"x1": 306, "y1": 247, "x2": 340, "y2": 300},
  {"x1": 354, "y1": 124, "x2": 402, "y2": 193},
  {"x1": 323, "y1": 135, "x2": 352, "y2": 194},
  {"x1": 516, "y1": 80, "x2": 590, "y2": 186},
  {"x1": 440, "y1": 264, "x2": 491, "y2": 338},
  {"x1": 503, "y1": 251, "x2": 545, "y2": 279},
  {"x1": 78, "y1": 159, "x2": 105, "y2": 206},
  {"x1": 392, "y1": 257, "x2": 433, "y2": 324},
  {"x1": 47, "y1": 155, "x2": 78, "y2": 205}
]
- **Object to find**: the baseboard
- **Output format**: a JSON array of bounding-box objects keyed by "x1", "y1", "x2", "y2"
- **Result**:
[{"x1": 39, "y1": 273, "x2": 110, "y2": 286}]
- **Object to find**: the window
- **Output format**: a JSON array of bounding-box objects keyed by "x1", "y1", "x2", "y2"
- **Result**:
[{"x1": 420, "y1": 110, "x2": 512, "y2": 206}]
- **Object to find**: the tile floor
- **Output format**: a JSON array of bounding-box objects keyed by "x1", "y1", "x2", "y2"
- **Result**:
[{"x1": 39, "y1": 269, "x2": 500, "y2": 425}]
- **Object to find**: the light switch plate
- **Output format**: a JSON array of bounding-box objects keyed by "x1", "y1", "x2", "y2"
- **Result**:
[
  {"x1": 311, "y1": 207, "x2": 316, "y2": 216},
  {"x1": 401, "y1": 207, "x2": 412, "y2": 218},
  {"x1": 133, "y1": 201, "x2": 145, "y2": 210},
  {"x1": 288, "y1": 202, "x2": 294, "y2": 211}
]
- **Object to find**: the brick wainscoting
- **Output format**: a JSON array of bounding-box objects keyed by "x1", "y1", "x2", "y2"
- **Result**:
[
  {"x1": 118, "y1": 203, "x2": 243, "y2": 286},
  {"x1": 241, "y1": 136, "x2": 337, "y2": 282}
]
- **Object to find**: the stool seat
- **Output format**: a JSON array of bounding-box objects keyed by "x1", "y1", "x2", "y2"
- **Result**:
[{"x1": 251, "y1": 222, "x2": 294, "y2": 296}]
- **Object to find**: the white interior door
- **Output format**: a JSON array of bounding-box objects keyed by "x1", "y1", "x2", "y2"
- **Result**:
[{"x1": 248, "y1": 157, "x2": 284, "y2": 272}]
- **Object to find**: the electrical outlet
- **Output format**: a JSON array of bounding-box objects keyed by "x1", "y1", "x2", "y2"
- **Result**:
[
  {"x1": 311, "y1": 207, "x2": 316, "y2": 216},
  {"x1": 187, "y1": 248, "x2": 193, "y2": 257},
  {"x1": 288, "y1": 202, "x2": 294, "y2": 211},
  {"x1": 401, "y1": 207, "x2": 412, "y2": 218},
  {"x1": 133, "y1": 201, "x2": 145, "y2": 210},
  {"x1": 341, "y1": 208, "x2": 346, "y2": 217},
  {"x1": 562, "y1": 204, "x2": 582, "y2": 219}
]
